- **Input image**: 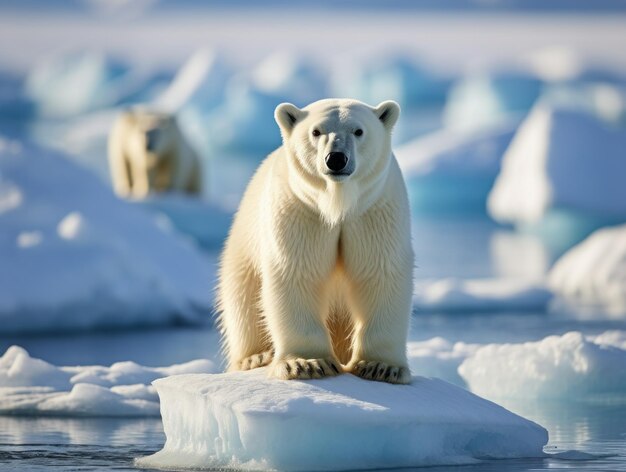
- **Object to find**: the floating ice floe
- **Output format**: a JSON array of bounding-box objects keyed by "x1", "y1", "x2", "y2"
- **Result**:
[
  {"x1": 414, "y1": 278, "x2": 553, "y2": 313},
  {"x1": 549, "y1": 224, "x2": 626, "y2": 314},
  {"x1": 136, "y1": 369, "x2": 548, "y2": 471},
  {"x1": 0, "y1": 137, "x2": 216, "y2": 333},
  {"x1": 444, "y1": 71, "x2": 543, "y2": 130},
  {"x1": 459, "y1": 331, "x2": 626, "y2": 401},
  {"x1": 487, "y1": 102, "x2": 626, "y2": 250},
  {"x1": 407, "y1": 337, "x2": 480, "y2": 386},
  {"x1": 0, "y1": 346, "x2": 216, "y2": 416},
  {"x1": 396, "y1": 122, "x2": 516, "y2": 214}
]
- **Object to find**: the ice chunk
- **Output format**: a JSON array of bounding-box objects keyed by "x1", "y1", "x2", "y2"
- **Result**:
[
  {"x1": 396, "y1": 122, "x2": 516, "y2": 214},
  {"x1": 0, "y1": 137, "x2": 216, "y2": 333},
  {"x1": 487, "y1": 103, "x2": 626, "y2": 248},
  {"x1": 407, "y1": 338, "x2": 480, "y2": 386},
  {"x1": 414, "y1": 278, "x2": 553, "y2": 313},
  {"x1": 0, "y1": 345, "x2": 216, "y2": 417},
  {"x1": 336, "y1": 55, "x2": 450, "y2": 110},
  {"x1": 251, "y1": 51, "x2": 328, "y2": 105},
  {"x1": 137, "y1": 369, "x2": 548, "y2": 471},
  {"x1": 549, "y1": 224, "x2": 626, "y2": 313},
  {"x1": 444, "y1": 72, "x2": 543, "y2": 130},
  {"x1": 459, "y1": 331, "x2": 626, "y2": 401}
]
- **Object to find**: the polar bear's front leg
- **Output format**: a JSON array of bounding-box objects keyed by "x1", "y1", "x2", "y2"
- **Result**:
[{"x1": 343, "y1": 201, "x2": 414, "y2": 384}]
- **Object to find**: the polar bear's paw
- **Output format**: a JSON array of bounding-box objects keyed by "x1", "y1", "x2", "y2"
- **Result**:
[
  {"x1": 350, "y1": 360, "x2": 411, "y2": 384},
  {"x1": 237, "y1": 350, "x2": 274, "y2": 371},
  {"x1": 271, "y1": 358, "x2": 342, "y2": 380}
]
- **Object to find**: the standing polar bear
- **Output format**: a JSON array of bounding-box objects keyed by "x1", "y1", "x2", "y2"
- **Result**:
[
  {"x1": 108, "y1": 108, "x2": 202, "y2": 198},
  {"x1": 217, "y1": 98, "x2": 413, "y2": 384}
]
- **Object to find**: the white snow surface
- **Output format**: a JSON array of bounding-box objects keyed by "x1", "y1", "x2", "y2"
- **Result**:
[
  {"x1": 459, "y1": 331, "x2": 626, "y2": 401},
  {"x1": 487, "y1": 103, "x2": 626, "y2": 225},
  {"x1": 414, "y1": 278, "x2": 553, "y2": 313},
  {"x1": 136, "y1": 369, "x2": 548, "y2": 471},
  {"x1": 0, "y1": 137, "x2": 216, "y2": 333},
  {"x1": 0, "y1": 346, "x2": 217, "y2": 417},
  {"x1": 549, "y1": 224, "x2": 626, "y2": 313}
]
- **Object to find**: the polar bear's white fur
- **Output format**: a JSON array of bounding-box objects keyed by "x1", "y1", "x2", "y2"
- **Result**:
[
  {"x1": 108, "y1": 108, "x2": 202, "y2": 198},
  {"x1": 217, "y1": 99, "x2": 413, "y2": 384}
]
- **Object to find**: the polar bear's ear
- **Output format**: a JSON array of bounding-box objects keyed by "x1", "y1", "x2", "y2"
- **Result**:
[
  {"x1": 374, "y1": 101, "x2": 401, "y2": 131},
  {"x1": 275, "y1": 103, "x2": 305, "y2": 137}
]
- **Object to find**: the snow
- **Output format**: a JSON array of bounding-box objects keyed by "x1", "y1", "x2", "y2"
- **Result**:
[
  {"x1": 0, "y1": 345, "x2": 216, "y2": 417},
  {"x1": 396, "y1": 122, "x2": 516, "y2": 213},
  {"x1": 487, "y1": 103, "x2": 626, "y2": 228},
  {"x1": 414, "y1": 278, "x2": 553, "y2": 313},
  {"x1": 407, "y1": 337, "x2": 480, "y2": 386},
  {"x1": 459, "y1": 331, "x2": 626, "y2": 401},
  {"x1": 136, "y1": 369, "x2": 548, "y2": 471},
  {"x1": 0, "y1": 137, "x2": 216, "y2": 333},
  {"x1": 549, "y1": 224, "x2": 626, "y2": 313},
  {"x1": 443, "y1": 71, "x2": 543, "y2": 130}
]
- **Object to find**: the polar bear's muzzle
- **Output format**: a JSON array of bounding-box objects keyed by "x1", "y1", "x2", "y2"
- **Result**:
[{"x1": 324, "y1": 151, "x2": 353, "y2": 178}]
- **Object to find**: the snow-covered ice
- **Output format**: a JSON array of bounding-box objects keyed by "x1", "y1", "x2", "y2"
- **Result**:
[
  {"x1": 136, "y1": 369, "x2": 548, "y2": 471},
  {"x1": 549, "y1": 224, "x2": 626, "y2": 314},
  {"x1": 407, "y1": 337, "x2": 480, "y2": 386},
  {"x1": 459, "y1": 331, "x2": 626, "y2": 401},
  {"x1": 488, "y1": 103, "x2": 626, "y2": 231},
  {"x1": 443, "y1": 71, "x2": 543, "y2": 130},
  {"x1": 396, "y1": 122, "x2": 516, "y2": 213},
  {"x1": 414, "y1": 278, "x2": 553, "y2": 313},
  {"x1": 0, "y1": 137, "x2": 216, "y2": 333},
  {"x1": 0, "y1": 346, "x2": 216, "y2": 417}
]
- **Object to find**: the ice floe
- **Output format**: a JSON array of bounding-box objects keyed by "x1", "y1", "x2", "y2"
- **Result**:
[
  {"x1": 0, "y1": 137, "x2": 216, "y2": 333},
  {"x1": 0, "y1": 346, "x2": 216, "y2": 416},
  {"x1": 549, "y1": 224, "x2": 626, "y2": 314},
  {"x1": 136, "y1": 369, "x2": 548, "y2": 471},
  {"x1": 396, "y1": 122, "x2": 516, "y2": 214}
]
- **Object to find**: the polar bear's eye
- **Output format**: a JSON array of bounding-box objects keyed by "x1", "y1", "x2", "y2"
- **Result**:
[
  {"x1": 312, "y1": 129, "x2": 321, "y2": 137},
  {"x1": 354, "y1": 129, "x2": 363, "y2": 137}
]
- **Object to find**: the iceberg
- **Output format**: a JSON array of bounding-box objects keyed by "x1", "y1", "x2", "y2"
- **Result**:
[
  {"x1": 396, "y1": 122, "x2": 516, "y2": 214},
  {"x1": 0, "y1": 137, "x2": 216, "y2": 333},
  {"x1": 549, "y1": 224, "x2": 626, "y2": 314},
  {"x1": 0, "y1": 346, "x2": 216, "y2": 417},
  {"x1": 487, "y1": 102, "x2": 626, "y2": 250},
  {"x1": 444, "y1": 71, "x2": 543, "y2": 130},
  {"x1": 137, "y1": 369, "x2": 548, "y2": 471},
  {"x1": 459, "y1": 331, "x2": 626, "y2": 401}
]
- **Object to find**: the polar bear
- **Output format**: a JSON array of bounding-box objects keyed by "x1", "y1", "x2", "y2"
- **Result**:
[
  {"x1": 108, "y1": 108, "x2": 202, "y2": 198},
  {"x1": 217, "y1": 98, "x2": 413, "y2": 384}
]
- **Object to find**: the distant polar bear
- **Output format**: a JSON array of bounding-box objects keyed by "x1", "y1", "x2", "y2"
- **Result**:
[
  {"x1": 217, "y1": 98, "x2": 413, "y2": 384},
  {"x1": 108, "y1": 108, "x2": 202, "y2": 198}
]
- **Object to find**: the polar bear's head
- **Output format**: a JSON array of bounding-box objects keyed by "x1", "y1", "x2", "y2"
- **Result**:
[
  {"x1": 275, "y1": 98, "x2": 400, "y2": 225},
  {"x1": 125, "y1": 109, "x2": 177, "y2": 168}
]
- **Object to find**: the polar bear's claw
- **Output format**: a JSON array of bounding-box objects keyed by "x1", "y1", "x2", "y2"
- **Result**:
[
  {"x1": 237, "y1": 350, "x2": 274, "y2": 371},
  {"x1": 351, "y1": 360, "x2": 411, "y2": 384},
  {"x1": 272, "y1": 358, "x2": 342, "y2": 380}
]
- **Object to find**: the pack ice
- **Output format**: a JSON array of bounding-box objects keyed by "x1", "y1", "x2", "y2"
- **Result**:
[{"x1": 137, "y1": 369, "x2": 548, "y2": 471}]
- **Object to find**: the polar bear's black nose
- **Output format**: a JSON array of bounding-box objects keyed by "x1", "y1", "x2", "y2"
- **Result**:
[{"x1": 325, "y1": 152, "x2": 348, "y2": 172}]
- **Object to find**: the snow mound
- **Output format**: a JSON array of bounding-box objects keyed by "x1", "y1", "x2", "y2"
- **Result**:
[
  {"x1": 0, "y1": 345, "x2": 216, "y2": 416},
  {"x1": 407, "y1": 337, "x2": 480, "y2": 386},
  {"x1": 137, "y1": 369, "x2": 547, "y2": 471},
  {"x1": 459, "y1": 331, "x2": 626, "y2": 401},
  {"x1": 396, "y1": 122, "x2": 516, "y2": 214},
  {"x1": 488, "y1": 104, "x2": 626, "y2": 229},
  {"x1": 414, "y1": 278, "x2": 553, "y2": 313},
  {"x1": 444, "y1": 72, "x2": 543, "y2": 130},
  {"x1": 0, "y1": 137, "x2": 216, "y2": 333},
  {"x1": 549, "y1": 224, "x2": 626, "y2": 313}
]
